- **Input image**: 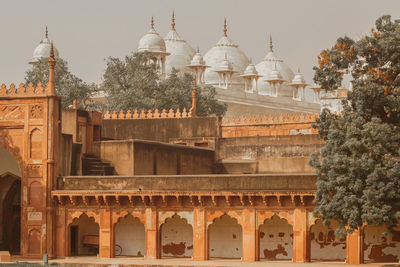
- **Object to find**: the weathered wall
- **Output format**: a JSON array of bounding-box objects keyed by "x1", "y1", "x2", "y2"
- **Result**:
[
  {"x1": 58, "y1": 134, "x2": 73, "y2": 177},
  {"x1": 217, "y1": 135, "x2": 323, "y2": 174},
  {"x1": 364, "y1": 225, "x2": 400, "y2": 262},
  {"x1": 208, "y1": 214, "x2": 242, "y2": 258},
  {"x1": 92, "y1": 140, "x2": 214, "y2": 176},
  {"x1": 101, "y1": 117, "x2": 221, "y2": 142},
  {"x1": 259, "y1": 215, "x2": 293, "y2": 260},
  {"x1": 60, "y1": 174, "x2": 317, "y2": 191},
  {"x1": 310, "y1": 220, "x2": 346, "y2": 261},
  {"x1": 115, "y1": 215, "x2": 145, "y2": 257},
  {"x1": 161, "y1": 215, "x2": 193, "y2": 258}
]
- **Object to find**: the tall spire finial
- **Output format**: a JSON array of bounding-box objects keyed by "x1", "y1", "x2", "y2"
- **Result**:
[
  {"x1": 269, "y1": 35, "x2": 273, "y2": 52},
  {"x1": 298, "y1": 67, "x2": 300, "y2": 73},
  {"x1": 151, "y1": 16, "x2": 154, "y2": 29},
  {"x1": 171, "y1": 11, "x2": 176, "y2": 30},
  {"x1": 45, "y1": 26, "x2": 48, "y2": 39},
  {"x1": 197, "y1": 47, "x2": 200, "y2": 53},
  {"x1": 223, "y1": 18, "x2": 227, "y2": 37},
  {"x1": 48, "y1": 41, "x2": 56, "y2": 95}
]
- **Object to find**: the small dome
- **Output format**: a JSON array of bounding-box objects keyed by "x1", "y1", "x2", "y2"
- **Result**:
[
  {"x1": 203, "y1": 19, "x2": 249, "y2": 84},
  {"x1": 138, "y1": 17, "x2": 166, "y2": 53},
  {"x1": 30, "y1": 27, "x2": 59, "y2": 63},
  {"x1": 242, "y1": 61, "x2": 258, "y2": 76},
  {"x1": 266, "y1": 64, "x2": 284, "y2": 81},
  {"x1": 289, "y1": 69, "x2": 307, "y2": 86},
  {"x1": 189, "y1": 49, "x2": 206, "y2": 66},
  {"x1": 255, "y1": 36, "x2": 294, "y2": 96},
  {"x1": 164, "y1": 12, "x2": 196, "y2": 74},
  {"x1": 214, "y1": 53, "x2": 234, "y2": 72}
]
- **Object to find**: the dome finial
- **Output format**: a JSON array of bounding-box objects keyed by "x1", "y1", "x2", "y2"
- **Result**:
[
  {"x1": 151, "y1": 16, "x2": 155, "y2": 29},
  {"x1": 45, "y1": 26, "x2": 48, "y2": 39},
  {"x1": 298, "y1": 67, "x2": 301, "y2": 73},
  {"x1": 269, "y1": 35, "x2": 273, "y2": 52},
  {"x1": 223, "y1": 18, "x2": 227, "y2": 37},
  {"x1": 171, "y1": 11, "x2": 175, "y2": 30},
  {"x1": 197, "y1": 47, "x2": 200, "y2": 53}
]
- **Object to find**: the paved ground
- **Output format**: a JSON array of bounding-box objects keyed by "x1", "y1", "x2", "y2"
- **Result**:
[{"x1": 9, "y1": 256, "x2": 400, "y2": 267}]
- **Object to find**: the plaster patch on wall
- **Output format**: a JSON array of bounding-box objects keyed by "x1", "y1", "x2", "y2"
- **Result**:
[
  {"x1": 364, "y1": 225, "x2": 400, "y2": 262},
  {"x1": 310, "y1": 220, "x2": 346, "y2": 261},
  {"x1": 161, "y1": 214, "x2": 193, "y2": 257},
  {"x1": 209, "y1": 214, "x2": 242, "y2": 259},
  {"x1": 259, "y1": 214, "x2": 293, "y2": 260}
]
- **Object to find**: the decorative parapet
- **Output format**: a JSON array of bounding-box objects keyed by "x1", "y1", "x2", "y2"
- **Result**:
[
  {"x1": 103, "y1": 108, "x2": 192, "y2": 119},
  {"x1": 0, "y1": 82, "x2": 52, "y2": 97},
  {"x1": 221, "y1": 112, "x2": 318, "y2": 126}
]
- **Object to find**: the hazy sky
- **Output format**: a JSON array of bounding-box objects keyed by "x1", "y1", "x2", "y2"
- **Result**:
[{"x1": 1, "y1": 0, "x2": 400, "y2": 86}]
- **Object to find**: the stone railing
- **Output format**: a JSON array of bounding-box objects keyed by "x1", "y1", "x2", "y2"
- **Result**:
[
  {"x1": 103, "y1": 108, "x2": 192, "y2": 119},
  {"x1": 221, "y1": 112, "x2": 318, "y2": 126},
  {"x1": 0, "y1": 83, "x2": 51, "y2": 97}
]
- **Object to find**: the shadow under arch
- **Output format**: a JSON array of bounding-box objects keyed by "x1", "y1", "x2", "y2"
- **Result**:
[
  {"x1": 160, "y1": 213, "x2": 193, "y2": 258},
  {"x1": 258, "y1": 214, "x2": 293, "y2": 261},
  {"x1": 68, "y1": 213, "x2": 99, "y2": 256},
  {"x1": 114, "y1": 214, "x2": 145, "y2": 257},
  {"x1": 208, "y1": 213, "x2": 242, "y2": 259},
  {"x1": 0, "y1": 141, "x2": 22, "y2": 255}
]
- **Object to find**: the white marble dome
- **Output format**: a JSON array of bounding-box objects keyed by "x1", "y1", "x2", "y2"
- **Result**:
[
  {"x1": 164, "y1": 29, "x2": 196, "y2": 74},
  {"x1": 30, "y1": 29, "x2": 59, "y2": 63},
  {"x1": 138, "y1": 19, "x2": 166, "y2": 53},
  {"x1": 255, "y1": 39, "x2": 294, "y2": 96},
  {"x1": 203, "y1": 21, "x2": 249, "y2": 85}
]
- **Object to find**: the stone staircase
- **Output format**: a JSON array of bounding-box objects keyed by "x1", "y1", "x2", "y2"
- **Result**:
[{"x1": 82, "y1": 154, "x2": 116, "y2": 176}]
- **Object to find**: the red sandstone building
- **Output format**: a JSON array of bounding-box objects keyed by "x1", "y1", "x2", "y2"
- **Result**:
[{"x1": 0, "y1": 49, "x2": 399, "y2": 264}]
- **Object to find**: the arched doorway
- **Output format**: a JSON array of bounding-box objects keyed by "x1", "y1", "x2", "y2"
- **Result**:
[
  {"x1": 114, "y1": 215, "x2": 145, "y2": 257},
  {"x1": 259, "y1": 214, "x2": 293, "y2": 260},
  {"x1": 69, "y1": 214, "x2": 99, "y2": 256},
  {"x1": 309, "y1": 220, "x2": 346, "y2": 261},
  {"x1": 363, "y1": 224, "x2": 400, "y2": 263},
  {"x1": 0, "y1": 147, "x2": 21, "y2": 255},
  {"x1": 160, "y1": 214, "x2": 193, "y2": 258},
  {"x1": 208, "y1": 214, "x2": 242, "y2": 259}
]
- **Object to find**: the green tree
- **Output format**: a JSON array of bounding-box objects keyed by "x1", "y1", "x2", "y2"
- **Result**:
[
  {"x1": 102, "y1": 52, "x2": 227, "y2": 116},
  {"x1": 25, "y1": 58, "x2": 97, "y2": 109},
  {"x1": 310, "y1": 15, "x2": 400, "y2": 233}
]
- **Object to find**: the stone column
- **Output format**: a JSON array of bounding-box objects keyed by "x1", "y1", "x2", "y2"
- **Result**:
[
  {"x1": 145, "y1": 208, "x2": 158, "y2": 259},
  {"x1": 346, "y1": 228, "x2": 363, "y2": 264},
  {"x1": 193, "y1": 207, "x2": 207, "y2": 260},
  {"x1": 242, "y1": 208, "x2": 257, "y2": 261},
  {"x1": 99, "y1": 208, "x2": 112, "y2": 258},
  {"x1": 293, "y1": 208, "x2": 308, "y2": 263},
  {"x1": 55, "y1": 208, "x2": 66, "y2": 257}
]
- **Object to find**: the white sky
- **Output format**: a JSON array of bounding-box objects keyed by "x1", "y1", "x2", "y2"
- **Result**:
[{"x1": 1, "y1": 0, "x2": 399, "y2": 86}]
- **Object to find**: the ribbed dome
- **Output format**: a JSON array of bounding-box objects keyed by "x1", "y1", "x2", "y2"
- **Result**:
[
  {"x1": 164, "y1": 13, "x2": 196, "y2": 74},
  {"x1": 138, "y1": 18, "x2": 166, "y2": 53},
  {"x1": 30, "y1": 28, "x2": 59, "y2": 64},
  {"x1": 255, "y1": 37, "x2": 294, "y2": 96},
  {"x1": 204, "y1": 19, "x2": 249, "y2": 85},
  {"x1": 289, "y1": 69, "x2": 307, "y2": 86},
  {"x1": 189, "y1": 49, "x2": 206, "y2": 66}
]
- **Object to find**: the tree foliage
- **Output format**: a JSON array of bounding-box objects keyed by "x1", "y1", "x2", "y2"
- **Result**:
[
  {"x1": 310, "y1": 15, "x2": 400, "y2": 233},
  {"x1": 102, "y1": 52, "x2": 227, "y2": 116},
  {"x1": 25, "y1": 58, "x2": 97, "y2": 109}
]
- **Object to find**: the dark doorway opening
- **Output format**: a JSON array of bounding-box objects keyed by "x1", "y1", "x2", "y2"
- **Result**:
[{"x1": 70, "y1": 226, "x2": 78, "y2": 256}]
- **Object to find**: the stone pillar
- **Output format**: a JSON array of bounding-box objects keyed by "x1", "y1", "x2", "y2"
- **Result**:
[
  {"x1": 193, "y1": 207, "x2": 207, "y2": 260},
  {"x1": 242, "y1": 208, "x2": 257, "y2": 262},
  {"x1": 346, "y1": 228, "x2": 363, "y2": 264},
  {"x1": 55, "y1": 208, "x2": 66, "y2": 257},
  {"x1": 145, "y1": 208, "x2": 158, "y2": 259},
  {"x1": 99, "y1": 208, "x2": 112, "y2": 258},
  {"x1": 293, "y1": 208, "x2": 308, "y2": 263}
]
